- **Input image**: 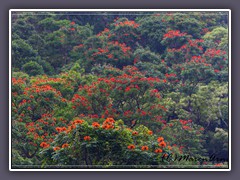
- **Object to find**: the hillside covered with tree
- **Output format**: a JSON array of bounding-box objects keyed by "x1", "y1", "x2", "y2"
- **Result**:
[{"x1": 11, "y1": 11, "x2": 229, "y2": 169}]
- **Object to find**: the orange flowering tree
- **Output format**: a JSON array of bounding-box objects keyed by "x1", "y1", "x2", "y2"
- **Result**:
[
  {"x1": 71, "y1": 66, "x2": 167, "y2": 128},
  {"x1": 11, "y1": 75, "x2": 70, "y2": 164},
  {"x1": 12, "y1": 79, "x2": 65, "y2": 123},
  {"x1": 40, "y1": 117, "x2": 185, "y2": 167},
  {"x1": 108, "y1": 17, "x2": 140, "y2": 48},
  {"x1": 70, "y1": 18, "x2": 140, "y2": 71}
]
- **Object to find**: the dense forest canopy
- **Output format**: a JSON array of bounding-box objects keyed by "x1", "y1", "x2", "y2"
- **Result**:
[{"x1": 11, "y1": 11, "x2": 229, "y2": 168}]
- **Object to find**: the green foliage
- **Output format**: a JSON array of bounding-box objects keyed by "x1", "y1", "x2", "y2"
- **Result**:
[
  {"x1": 12, "y1": 19, "x2": 35, "y2": 40},
  {"x1": 22, "y1": 61, "x2": 44, "y2": 76},
  {"x1": 12, "y1": 71, "x2": 30, "y2": 80},
  {"x1": 203, "y1": 27, "x2": 228, "y2": 50},
  {"x1": 38, "y1": 18, "x2": 70, "y2": 32},
  {"x1": 207, "y1": 128, "x2": 228, "y2": 159},
  {"x1": 12, "y1": 38, "x2": 41, "y2": 69}
]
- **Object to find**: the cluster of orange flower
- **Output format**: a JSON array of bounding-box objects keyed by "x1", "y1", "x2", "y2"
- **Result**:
[
  {"x1": 53, "y1": 147, "x2": 61, "y2": 151},
  {"x1": 40, "y1": 142, "x2": 50, "y2": 149},
  {"x1": 84, "y1": 136, "x2": 91, "y2": 141},
  {"x1": 148, "y1": 131, "x2": 153, "y2": 135},
  {"x1": 128, "y1": 144, "x2": 135, "y2": 149},
  {"x1": 204, "y1": 48, "x2": 226, "y2": 58},
  {"x1": 59, "y1": 119, "x2": 85, "y2": 134},
  {"x1": 12, "y1": 77, "x2": 26, "y2": 85},
  {"x1": 105, "y1": 41, "x2": 132, "y2": 56},
  {"x1": 128, "y1": 144, "x2": 166, "y2": 154},
  {"x1": 158, "y1": 136, "x2": 167, "y2": 147},
  {"x1": 127, "y1": 134, "x2": 172, "y2": 154},
  {"x1": 31, "y1": 77, "x2": 65, "y2": 86},
  {"x1": 115, "y1": 20, "x2": 140, "y2": 28},
  {"x1": 62, "y1": 143, "x2": 69, "y2": 148},
  {"x1": 163, "y1": 30, "x2": 187, "y2": 39},
  {"x1": 73, "y1": 119, "x2": 85, "y2": 125},
  {"x1": 92, "y1": 47, "x2": 109, "y2": 56},
  {"x1": 102, "y1": 118, "x2": 115, "y2": 129},
  {"x1": 214, "y1": 163, "x2": 223, "y2": 167},
  {"x1": 97, "y1": 28, "x2": 110, "y2": 36},
  {"x1": 92, "y1": 122, "x2": 100, "y2": 128},
  {"x1": 132, "y1": 131, "x2": 138, "y2": 136},
  {"x1": 154, "y1": 149, "x2": 163, "y2": 153},
  {"x1": 189, "y1": 56, "x2": 206, "y2": 64},
  {"x1": 53, "y1": 119, "x2": 84, "y2": 134},
  {"x1": 141, "y1": 146, "x2": 149, "y2": 151},
  {"x1": 53, "y1": 143, "x2": 69, "y2": 151},
  {"x1": 23, "y1": 84, "x2": 62, "y2": 99},
  {"x1": 71, "y1": 94, "x2": 89, "y2": 107},
  {"x1": 55, "y1": 127, "x2": 67, "y2": 133}
]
